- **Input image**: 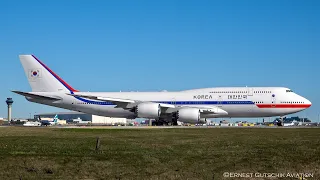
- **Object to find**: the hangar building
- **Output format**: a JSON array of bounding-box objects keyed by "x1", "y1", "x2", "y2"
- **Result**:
[{"x1": 34, "y1": 111, "x2": 129, "y2": 125}]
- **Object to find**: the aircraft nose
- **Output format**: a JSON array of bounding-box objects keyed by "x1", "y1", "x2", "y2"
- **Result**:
[{"x1": 305, "y1": 98, "x2": 312, "y2": 108}]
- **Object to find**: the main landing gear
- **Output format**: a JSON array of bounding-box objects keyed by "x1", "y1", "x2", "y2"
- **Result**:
[
  {"x1": 276, "y1": 116, "x2": 285, "y2": 126},
  {"x1": 171, "y1": 112, "x2": 178, "y2": 126},
  {"x1": 152, "y1": 116, "x2": 178, "y2": 126},
  {"x1": 153, "y1": 118, "x2": 166, "y2": 126},
  {"x1": 172, "y1": 118, "x2": 178, "y2": 126}
]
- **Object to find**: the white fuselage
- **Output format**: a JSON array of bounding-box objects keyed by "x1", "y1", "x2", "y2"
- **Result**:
[{"x1": 26, "y1": 87, "x2": 311, "y2": 119}]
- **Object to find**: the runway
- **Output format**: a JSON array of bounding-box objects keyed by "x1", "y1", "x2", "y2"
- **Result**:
[
  {"x1": 2, "y1": 124, "x2": 319, "y2": 129},
  {"x1": 50, "y1": 125, "x2": 320, "y2": 129}
]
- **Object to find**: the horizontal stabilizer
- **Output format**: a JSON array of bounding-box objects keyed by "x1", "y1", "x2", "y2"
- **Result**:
[{"x1": 12, "y1": 91, "x2": 62, "y2": 101}]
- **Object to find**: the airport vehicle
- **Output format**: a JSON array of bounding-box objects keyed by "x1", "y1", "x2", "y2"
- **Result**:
[
  {"x1": 23, "y1": 121, "x2": 42, "y2": 127},
  {"x1": 13, "y1": 55, "x2": 312, "y2": 125},
  {"x1": 283, "y1": 122, "x2": 296, "y2": 127}
]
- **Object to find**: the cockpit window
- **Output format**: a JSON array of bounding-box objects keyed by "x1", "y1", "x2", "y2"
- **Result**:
[{"x1": 286, "y1": 90, "x2": 293, "y2": 92}]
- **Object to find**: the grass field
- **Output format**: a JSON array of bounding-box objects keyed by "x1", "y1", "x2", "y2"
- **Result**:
[{"x1": 0, "y1": 127, "x2": 319, "y2": 180}]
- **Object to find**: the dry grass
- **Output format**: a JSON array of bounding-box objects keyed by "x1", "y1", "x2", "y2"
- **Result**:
[{"x1": 0, "y1": 127, "x2": 319, "y2": 179}]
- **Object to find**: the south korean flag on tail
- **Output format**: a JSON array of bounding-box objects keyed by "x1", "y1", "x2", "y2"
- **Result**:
[{"x1": 29, "y1": 69, "x2": 41, "y2": 80}]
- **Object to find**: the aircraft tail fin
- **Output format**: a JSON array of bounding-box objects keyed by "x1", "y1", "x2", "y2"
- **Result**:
[
  {"x1": 19, "y1": 55, "x2": 78, "y2": 92},
  {"x1": 53, "y1": 114, "x2": 58, "y2": 122}
]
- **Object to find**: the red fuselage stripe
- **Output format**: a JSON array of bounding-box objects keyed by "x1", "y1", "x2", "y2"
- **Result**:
[{"x1": 256, "y1": 104, "x2": 311, "y2": 108}]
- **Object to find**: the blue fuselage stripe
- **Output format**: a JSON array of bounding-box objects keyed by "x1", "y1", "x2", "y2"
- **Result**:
[{"x1": 73, "y1": 99, "x2": 255, "y2": 106}]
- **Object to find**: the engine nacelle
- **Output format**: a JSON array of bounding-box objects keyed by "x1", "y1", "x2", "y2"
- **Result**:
[
  {"x1": 176, "y1": 108, "x2": 201, "y2": 123},
  {"x1": 135, "y1": 103, "x2": 161, "y2": 118}
]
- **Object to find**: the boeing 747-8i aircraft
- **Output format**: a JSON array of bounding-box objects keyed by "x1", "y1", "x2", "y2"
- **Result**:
[{"x1": 13, "y1": 55, "x2": 311, "y2": 125}]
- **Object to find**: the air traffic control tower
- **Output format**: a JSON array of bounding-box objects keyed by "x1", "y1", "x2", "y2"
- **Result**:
[{"x1": 6, "y1": 98, "x2": 13, "y2": 122}]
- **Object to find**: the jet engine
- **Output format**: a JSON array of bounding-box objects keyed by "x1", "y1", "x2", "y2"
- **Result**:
[
  {"x1": 135, "y1": 102, "x2": 161, "y2": 118},
  {"x1": 175, "y1": 108, "x2": 201, "y2": 123}
]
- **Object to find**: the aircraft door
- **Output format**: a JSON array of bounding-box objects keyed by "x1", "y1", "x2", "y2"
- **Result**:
[
  {"x1": 217, "y1": 95, "x2": 223, "y2": 107},
  {"x1": 245, "y1": 89, "x2": 254, "y2": 113},
  {"x1": 171, "y1": 98, "x2": 176, "y2": 105},
  {"x1": 271, "y1": 94, "x2": 276, "y2": 108},
  {"x1": 70, "y1": 98, "x2": 80, "y2": 112},
  {"x1": 247, "y1": 88, "x2": 253, "y2": 96}
]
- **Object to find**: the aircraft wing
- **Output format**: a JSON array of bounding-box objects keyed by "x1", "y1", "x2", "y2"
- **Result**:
[
  {"x1": 68, "y1": 93, "x2": 135, "y2": 103},
  {"x1": 68, "y1": 93, "x2": 226, "y2": 115},
  {"x1": 68, "y1": 93, "x2": 175, "y2": 109},
  {"x1": 12, "y1": 91, "x2": 62, "y2": 101}
]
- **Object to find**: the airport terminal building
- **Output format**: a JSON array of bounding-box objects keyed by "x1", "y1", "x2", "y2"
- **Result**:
[{"x1": 34, "y1": 111, "x2": 130, "y2": 125}]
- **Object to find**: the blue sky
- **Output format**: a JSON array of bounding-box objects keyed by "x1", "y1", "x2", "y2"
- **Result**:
[{"x1": 1, "y1": 0, "x2": 319, "y2": 122}]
